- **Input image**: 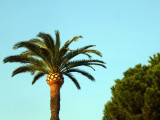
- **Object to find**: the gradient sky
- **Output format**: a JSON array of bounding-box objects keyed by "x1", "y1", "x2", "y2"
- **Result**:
[{"x1": 0, "y1": 0, "x2": 160, "y2": 120}]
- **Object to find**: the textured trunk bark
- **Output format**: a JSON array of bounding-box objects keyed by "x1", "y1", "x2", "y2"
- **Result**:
[{"x1": 50, "y1": 83, "x2": 61, "y2": 120}]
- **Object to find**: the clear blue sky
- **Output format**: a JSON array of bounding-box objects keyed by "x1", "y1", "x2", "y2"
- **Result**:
[{"x1": 0, "y1": 0, "x2": 160, "y2": 120}]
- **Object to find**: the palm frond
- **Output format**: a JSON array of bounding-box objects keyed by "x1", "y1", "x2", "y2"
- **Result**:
[
  {"x1": 12, "y1": 65, "x2": 33, "y2": 77},
  {"x1": 36, "y1": 32, "x2": 56, "y2": 70},
  {"x1": 63, "y1": 68, "x2": 95, "y2": 81},
  {"x1": 32, "y1": 72, "x2": 45, "y2": 85},
  {"x1": 59, "y1": 35, "x2": 83, "y2": 56},
  {"x1": 64, "y1": 45, "x2": 96, "y2": 60},
  {"x1": 3, "y1": 55, "x2": 47, "y2": 66},
  {"x1": 3, "y1": 55, "x2": 30, "y2": 64},
  {"x1": 65, "y1": 35, "x2": 83, "y2": 47},
  {"x1": 37, "y1": 32, "x2": 55, "y2": 51},
  {"x1": 63, "y1": 72, "x2": 80, "y2": 89},
  {"x1": 62, "y1": 63, "x2": 105, "y2": 72},
  {"x1": 61, "y1": 45, "x2": 96, "y2": 68},
  {"x1": 29, "y1": 39, "x2": 46, "y2": 48},
  {"x1": 83, "y1": 49, "x2": 102, "y2": 57},
  {"x1": 55, "y1": 30, "x2": 60, "y2": 50},
  {"x1": 72, "y1": 35, "x2": 83, "y2": 41},
  {"x1": 13, "y1": 41, "x2": 48, "y2": 58},
  {"x1": 4, "y1": 55, "x2": 50, "y2": 72},
  {"x1": 87, "y1": 63, "x2": 106, "y2": 68},
  {"x1": 13, "y1": 41, "x2": 53, "y2": 70},
  {"x1": 48, "y1": 30, "x2": 62, "y2": 70},
  {"x1": 12, "y1": 65, "x2": 49, "y2": 77},
  {"x1": 61, "y1": 59, "x2": 106, "y2": 71},
  {"x1": 20, "y1": 50, "x2": 49, "y2": 60},
  {"x1": 81, "y1": 53, "x2": 92, "y2": 58},
  {"x1": 20, "y1": 51, "x2": 37, "y2": 57},
  {"x1": 60, "y1": 40, "x2": 70, "y2": 53},
  {"x1": 61, "y1": 63, "x2": 96, "y2": 72},
  {"x1": 87, "y1": 65, "x2": 96, "y2": 71}
]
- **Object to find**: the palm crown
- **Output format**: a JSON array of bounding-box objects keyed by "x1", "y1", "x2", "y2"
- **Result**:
[{"x1": 3, "y1": 31, "x2": 106, "y2": 89}]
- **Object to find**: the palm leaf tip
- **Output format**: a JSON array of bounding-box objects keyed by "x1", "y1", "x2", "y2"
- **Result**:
[
  {"x1": 79, "y1": 35, "x2": 83, "y2": 38},
  {"x1": 64, "y1": 73, "x2": 81, "y2": 89},
  {"x1": 13, "y1": 47, "x2": 16, "y2": 50},
  {"x1": 11, "y1": 66, "x2": 30, "y2": 77},
  {"x1": 3, "y1": 56, "x2": 21, "y2": 63},
  {"x1": 3, "y1": 57, "x2": 8, "y2": 63},
  {"x1": 72, "y1": 35, "x2": 83, "y2": 41},
  {"x1": 13, "y1": 42, "x2": 22, "y2": 50},
  {"x1": 3, "y1": 56, "x2": 17, "y2": 63},
  {"x1": 55, "y1": 30, "x2": 60, "y2": 34},
  {"x1": 32, "y1": 72, "x2": 45, "y2": 85},
  {"x1": 36, "y1": 32, "x2": 44, "y2": 37},
  {"x1": 13, "y1": 42, "x2": 20, "y2": 50}
]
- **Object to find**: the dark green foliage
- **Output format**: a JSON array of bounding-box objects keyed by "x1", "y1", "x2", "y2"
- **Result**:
[
  {"x1": 103, "y1": 53, "x2": 160, "y2": 120},
  {"x1": 3, "y1": 30, "x2": 106, "y2": 88}
]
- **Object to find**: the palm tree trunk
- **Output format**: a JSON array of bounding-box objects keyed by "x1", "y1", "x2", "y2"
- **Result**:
[{"x1": 50, "y1": 83, "x2": 61, "y2": 120}]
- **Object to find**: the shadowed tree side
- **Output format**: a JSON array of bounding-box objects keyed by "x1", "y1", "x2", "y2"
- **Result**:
[{"x1": 3, "y1": 30, "x2": 106, "y2": 120}]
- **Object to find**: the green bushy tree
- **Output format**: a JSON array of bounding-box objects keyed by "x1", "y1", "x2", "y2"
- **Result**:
[{"x1": 103, "y1": 53, "x2": 160, "y2": 120}]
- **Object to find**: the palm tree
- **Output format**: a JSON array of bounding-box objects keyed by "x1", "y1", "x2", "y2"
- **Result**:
[{"x1": 3, "y1": 30, "x2": 106, "y2": 120}]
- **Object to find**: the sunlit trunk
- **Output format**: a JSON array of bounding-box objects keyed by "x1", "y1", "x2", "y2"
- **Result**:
[{"x1": 50, "y1": 83, "x2": 61, "y2": 120}]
